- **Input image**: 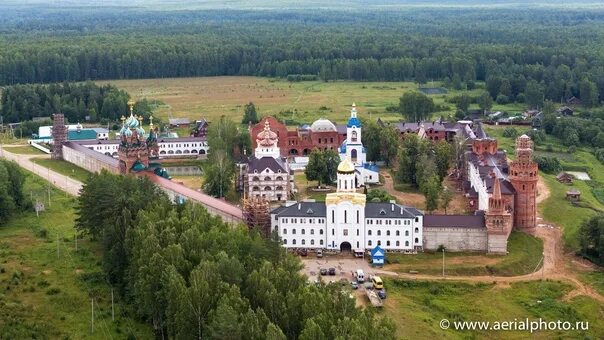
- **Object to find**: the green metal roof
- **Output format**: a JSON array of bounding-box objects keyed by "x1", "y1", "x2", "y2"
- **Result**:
[{"x1": 67, "y1": 129, "x2": 98, "y2": 140}]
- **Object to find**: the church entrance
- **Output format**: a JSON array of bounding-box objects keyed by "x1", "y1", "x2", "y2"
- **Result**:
[{"x1": 340, "y1": 241, "x2": 352, "y2": 253}]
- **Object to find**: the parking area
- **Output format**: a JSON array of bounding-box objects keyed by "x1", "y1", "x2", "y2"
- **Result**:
[{"x1": 300, "y1": 254, "x2": 394, "y2": 283}]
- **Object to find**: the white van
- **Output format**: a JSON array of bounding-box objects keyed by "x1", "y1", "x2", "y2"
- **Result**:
[{"x1": 356, "y1": 269, "x2": 365, "y2": 283}]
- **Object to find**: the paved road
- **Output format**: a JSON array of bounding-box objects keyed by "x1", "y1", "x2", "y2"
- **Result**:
[{"x1": 0, "y1": 147, "x2": 83, "y2": 196}]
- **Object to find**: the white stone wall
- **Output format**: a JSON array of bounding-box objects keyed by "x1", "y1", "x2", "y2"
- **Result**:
[
  {"x1": 62, "y1": 145, "x2": 119, "y2": 174},
  {"x1": 423, "y1": 226, "x2": 488, "y2": 252},
  {"x1": 468, "y1": 162, "x2": 488, "y2": 210},
  {"x1": 487, "y1": 233, "x2": 508, "y2": 254}
]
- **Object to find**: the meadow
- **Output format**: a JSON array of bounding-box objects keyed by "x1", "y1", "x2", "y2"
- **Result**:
[
  {"x1": 385, "y1": 232, "x2": 544, "y2": 277},
  {"x1": 32, "y1": 158, "x2": 92, "y2": 183},
  {"x1": 384, "y1": 279, "x2": 604, "y2": 339},
  {"x1": 101, "y1": 76, "x2": 525, "y2": 127},
  {"x1": 0, "y1": 173, "x2": 151, "y2": 339}
]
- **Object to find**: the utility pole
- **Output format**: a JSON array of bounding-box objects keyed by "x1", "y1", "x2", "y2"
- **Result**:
[
  {"x1": 111, "y1": 288, "x2": 115, "y2": 322},
  {"x1": 442, "y1": 248, "x2": 445, "y2": 277},
  {"x1": 91, "y1": 298, "x2": 95, "y2": 333}
]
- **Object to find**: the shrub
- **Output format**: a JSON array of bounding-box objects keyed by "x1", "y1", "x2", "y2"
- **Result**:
[
  {"x1": 496, "y1": 94, "x2": 510, "y2": 104},
  {"x1": 502, "y1": 127, "x2": 518, "y2": 138},
  {"x1": 595, "y1": 148, "x2": 604, "y2": 164},
  {"x1": 46, "y1": 287, "x2": 61, "y2": 295},
  {"x1": 534, "y1": 156, "x2": 562, "y2": 174}
]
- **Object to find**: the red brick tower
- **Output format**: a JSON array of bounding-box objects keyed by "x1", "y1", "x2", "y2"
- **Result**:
[
  {"x1": 486, "y1": 178, "x2": 513, "y2": 253},
  {"x1": 509, "y1": 135, "x2": 538, "y2": 229}
]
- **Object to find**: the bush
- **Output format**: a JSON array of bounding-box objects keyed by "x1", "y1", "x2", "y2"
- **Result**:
[
  {"x1": 568, "y1": 146, "x2": 577, "y2": 153},
  {"x1": 46, "y1": 287, "x2": 61, "y2": 295},
  {"x1": 496, "y1": 94, "x2": 510, "y2": 104},
  {"x1": 595, "y1": 148, "x2": 604, "y2": 164},
  {"x1": 534, "y1": 156, "x2": 562, "y2": 174},
  {"x1": 502, "y1": 127, "x2": 518, "y2": 138}
]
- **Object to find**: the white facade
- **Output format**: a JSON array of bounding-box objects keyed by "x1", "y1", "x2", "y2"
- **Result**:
[
  {"x1": 75, "y1": 138, "x2": 209, "y2": 158},
  {"x1": 271, "y1": 158, "x2": 423, "y2": 252}
]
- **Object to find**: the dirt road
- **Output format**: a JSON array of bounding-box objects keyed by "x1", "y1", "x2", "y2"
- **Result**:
[{"x1": 0, "y1": 147, "x2": 83, "y2": 196}]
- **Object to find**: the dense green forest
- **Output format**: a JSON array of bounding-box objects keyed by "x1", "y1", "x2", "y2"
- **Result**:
[
  {"x1": 1, "y1": 7, "x2": 604, "y2": 109},
  {"x1": 0, "y1": 82, "x2": 129, "y2": 123},
  {"x1": 0, "y1": 160, "x2": 27, "y2": 224},
  {"x1": 75, "y1": 171, "x2": 395, "y2": 338}
]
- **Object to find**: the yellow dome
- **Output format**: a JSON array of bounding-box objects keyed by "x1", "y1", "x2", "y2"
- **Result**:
[{"x1": 337, "y1": 157, "x2": 355, "y2": 173}]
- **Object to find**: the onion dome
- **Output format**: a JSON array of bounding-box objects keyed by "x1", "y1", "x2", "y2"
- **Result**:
[
  {"x1": 310, "y1": 118, "x2": 337, "y2": 132},
  {"x1": 337, "y1": 157, "x2": 355, "y2": 174}
]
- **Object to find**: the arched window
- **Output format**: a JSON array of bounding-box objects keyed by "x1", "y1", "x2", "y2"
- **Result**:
[
  {"x1": 415, "y1": 227, "x2": 419, "y2": 233},
  {"x1": 264, "y1": 176, "x2": 271, "y2": 181},
  {"x1": 396, "y1": 241, "x2": 400, "y2": 247},
  {"x1": 292, "y1": 229, "x2": 296, "y2": 235},
  {"x1": 264, "y1": 186, "x2": 272, "y2": 191},
  {"x1": 415, "y1": 238, "x2": 419, "y2": 243},
  {"x1": 283, "y1": 239, "x2": 287, "y2": 245},
  {"x1": 311, "y1": 239, "x2": 315, "y2": 245},
  {"x1": 283, "y1": 228, "x2": 287, "y2": 234},
  {"x1": 351, "y1": 130, "x2": 358, "y2": 142},
  {"x1": 368, "y1": 240, "x2": 372, "y2": 246},
  {"x1": 405, "y1": 241, "x2": 409, "y2": 247},
  {"x1": 276, "y1": 176, "x2": 284, "y2": 181},
  {"x1": 301, "y1": 239, "x2": 305, "y2": 245},
  {"x1": 351, "y1": 149, "x2": 358, "y2": 162},
  {"x1": 405, "y1": 231, "x2": 409, "y2": 236},
  {"x1": 293, "y1": 239, "x2": 296, "y2": 245},
  {"x1": 320, "y1": 240, "x2": 324, "y2": 245},
  {"x1": 253, "y1": 176, "x2": 260, "y2": 181}
]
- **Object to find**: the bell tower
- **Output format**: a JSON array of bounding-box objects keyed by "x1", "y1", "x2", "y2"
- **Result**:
[
  {"x1": 486, "y1": 178, "x2": 513, "y2": 253},
  {"x1": 508, "y1": 135, "x2": 538, "y2": 229}
]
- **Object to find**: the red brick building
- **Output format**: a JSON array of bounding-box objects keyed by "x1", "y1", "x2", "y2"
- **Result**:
[
  {"x1": 508, "y1": 135, "x2": 538, "y2": 230},
  {"x1": 250, "y1": 116, "x2": 347, "y2": 157}
]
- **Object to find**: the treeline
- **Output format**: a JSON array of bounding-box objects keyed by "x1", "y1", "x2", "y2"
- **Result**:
[
  {"x1": 1, "y1": 8, "x2": 604, "y2": 108},
  {"x1": 0, "y1": 160, "x2": 27, "y2": 224},
  {"x1": 540, "y1": 102, "x2": 604, "y2": 149},
  {"x1": 75, "y1": 171, "x2": 396, "y2": 338},
  {"x1": 0, "y1": 82, "x2": 129, "y2": 124},
  {"x1": 579, "y1": 214, "x2": 604, "y2": 266}
]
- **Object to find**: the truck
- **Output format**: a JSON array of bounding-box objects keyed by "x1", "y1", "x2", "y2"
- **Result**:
[{"x1": 365, "y1": 288, "x2": 383, "y2": 307}]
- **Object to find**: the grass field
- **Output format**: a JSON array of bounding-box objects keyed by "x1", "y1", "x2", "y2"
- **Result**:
[
  {"x1": 2, "y1": 145, "x2": 46, "y2": 155},
  {"x1": 32, "y1": 158, "x2": 92, "y2": 183},
  {"x1": 383, "y1": 279, "x2": 604, "y2": 339},
  {"x1": 0, "y1": 173, "x2": 151, "y2": 339},
  {"x1": 101, "y1": 76, "x2": 526, "y2": 127},
  {"x1": 385, "y1": 232, "x2": 543, "y2": 276}
]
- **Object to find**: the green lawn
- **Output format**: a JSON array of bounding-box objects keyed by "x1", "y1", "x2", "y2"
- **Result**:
[
  {"x1": 3, "y1": 145, "x2": 46, "y2": 155},
  {"x1": 384, "y1": 279, "x2": 604, "y2": 339},
  {"x1": 386, "y1": 232, "x2": 543, "y2": 276},
  {"x1": 578, "y1": 271, "x2": 604, "y2": 297},
  {"x1": 0, "y1": 173, "x2": 152, "y2": 339},
  {"x1": 32, "y1": 158, "x2": 92, "y2": 183}
]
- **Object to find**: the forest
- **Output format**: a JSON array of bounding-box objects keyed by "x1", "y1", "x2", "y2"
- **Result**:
[
  {"x1": 1, "y1": 6, "x2": 604, "y2": 110},
  {"x1": 75, "y1": 171, "x2": 396, "y2": 339}
]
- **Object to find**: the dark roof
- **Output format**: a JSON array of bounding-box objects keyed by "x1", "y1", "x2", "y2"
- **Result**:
[
  {"x1": 73, "y1": 136, "x2": 207, "y2": 145},
  {"x1": 485, "y1": 178, "x2": 515, "y2": 195},
  {"x1": 335, "y1": 124, "x2": 347, "y2": 134},
  {"x1": 271, "y1": 201, "x2": 423, "y2": 219},
  {"x1": 248, "y1": 157, "x2": 288, "y2": 173},
  {"x1": 424, "y1": 214, "x2": 485, "y2": 229},
  {"x1": 365, "y1": 202, "x2": 423, "y2": 218},
  {"x1": 271, "y1": 202, "x2": 326, "y2": 217}
]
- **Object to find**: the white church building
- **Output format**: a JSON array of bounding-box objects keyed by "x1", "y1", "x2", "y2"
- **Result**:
[
  {"x1": 271, "y1": 157, "x2": 423, "y2": 253},
  {"x1": 338, "y1": 103, "x2": 380, "y2": 186}
]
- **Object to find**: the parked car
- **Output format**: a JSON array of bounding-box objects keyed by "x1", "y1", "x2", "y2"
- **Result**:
[
  {"x1": 378, "y1": 289, "x2": 387, "y2": 299},
  {"x1": 320, "y1": 268, "x2": 328, "y2": 276},
  {"x1": 316, "y1": 249, "x2": 323, "y2": 258},
  {"x1": 351, "y1": 281, "x2": 359, "y2": 290},
  {"x1": 328, "y1": 267, "x2": 336, "y2": 276},
  {"x1": 298, "y1": 248, "x2": 308, "y2": 257}
]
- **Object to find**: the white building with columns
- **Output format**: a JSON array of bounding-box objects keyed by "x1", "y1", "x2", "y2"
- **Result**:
[
  {"x1": 271, "y1": 157, "x2": 423, "y2": 252},
  {"x1": 338, "y1": 103, "x2": 380, "y2": 186}
]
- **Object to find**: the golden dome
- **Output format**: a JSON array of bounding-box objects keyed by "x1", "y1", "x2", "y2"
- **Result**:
[{"x1": 337, "y1": 157, "x2": 355, "y2": 173}]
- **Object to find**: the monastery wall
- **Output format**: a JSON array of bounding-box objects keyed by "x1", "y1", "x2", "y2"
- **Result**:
[
  {"x1": 423, "y1": 226, "x2": 488, "y2": 252},
  {"x1": 63, "y1": 142, "x2": 120, "y2": 175}
]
